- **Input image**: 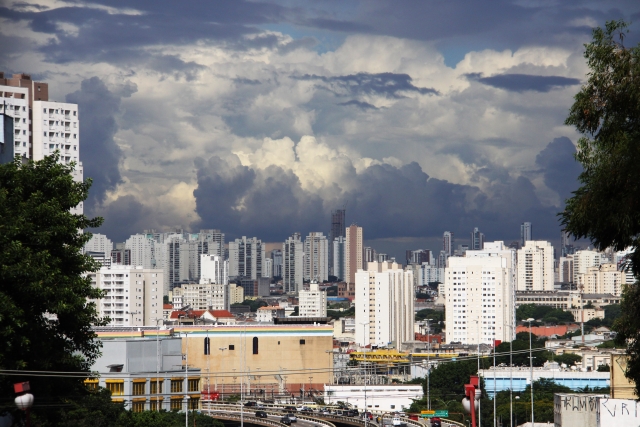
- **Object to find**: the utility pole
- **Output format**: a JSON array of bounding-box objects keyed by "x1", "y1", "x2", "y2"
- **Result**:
[{"x1": 524, "y1": 318, "x2": 535, "y2": 427}]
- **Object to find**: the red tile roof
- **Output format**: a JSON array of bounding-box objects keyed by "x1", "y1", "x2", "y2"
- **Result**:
[
  {"x1": 163, "y1": 304, "x2": 173, "y2": 309},
  {"x1": 169, "y1": 310, "x2": 187, "y2": 319},
  {"x1": 211, "y1": 310, "x2": 234, "y2": 318}
]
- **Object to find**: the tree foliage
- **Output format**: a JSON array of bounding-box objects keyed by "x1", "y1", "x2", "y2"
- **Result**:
[
  {"x1": 0, "y1": 155, "x2": 107, "y2": 421},
  {"x1": 516, "y1": 304, "x2": 574, "y2": 324},
  {"x1": 561, "y1": 20, "x2": 640, "y2": 395}
]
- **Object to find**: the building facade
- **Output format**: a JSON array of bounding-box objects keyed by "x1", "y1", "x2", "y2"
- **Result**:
[
  {"x1": 445, "y1": 243, "x2": 515, "y2": 345},
  {"x1": 355, "y1": 261, "x2": 414, "y2": 350},
  {"x1": 516, "y1": 240, "x2": 555, "y2": 291},
  {"x1": 304, "y1": 232, "x2": 328, "y2": 282},
  {"x1": 228, "y1": 236, "x2": 266, "y2": 280},
  {"x1": 88, "y1": 265, "x2": 164, "y2": 326},
  {"x1": 575, "y1": 263, "x2": 626, "y2": 296},
  {"x1": 283, "y1": 233, "x2": 304, "y2": 293},
  {"x1": 345, "y1": 225, "x2": 363, "y2": 284},
  {"x1": 299, "y1": 282, "x2": 327, "y2": 317}
]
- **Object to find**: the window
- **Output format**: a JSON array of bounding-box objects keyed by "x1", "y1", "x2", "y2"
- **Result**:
[
  {"x1": 133, "y1": 381, "x2": 145, "y2": 395},
  {"x1": 132, "y1": 400, "x2": 145, "y2": 412},
  {"x1": 151, "y1": 380, "x2": 163, "y2": 394},
  {"x1": 188, "y1": 378, "x2": 200, "y2": 392},
  {"x1": 300, "y1": 339, "x2": 306, "y2": 345},
  {"x1": 105, "y1": 380, "x2": 124, "y2": 396},
  {"x1": 170, "y1": 398, "x2": 182, "y2": 410},
  {"x1": 84, "y1": 379, "x2": 99, "y2": 391},
  {"x1": 188, "y1": 397, "x2": 200, "y2": 410},
  {"x1": 229, "y1": 344, "x2": 235, "y2": 350},
  {"x1": 171, "y1": 379, "x2": 183, "y2": 393},
  {"x1": 150, "y1": 399, "x2": 163, "y2": 411},
  {"x1": 253, "y1": 337, "x2": 259, "y2": 354}
]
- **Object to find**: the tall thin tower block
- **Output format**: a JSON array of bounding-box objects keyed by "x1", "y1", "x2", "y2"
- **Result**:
[{"x1": 329, "y1": 209, "x2": 346, "y2": 276}]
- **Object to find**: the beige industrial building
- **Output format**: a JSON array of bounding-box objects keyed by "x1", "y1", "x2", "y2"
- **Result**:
[{"x1": 176, "y1": 324, "x2": 334, "y2": 398}]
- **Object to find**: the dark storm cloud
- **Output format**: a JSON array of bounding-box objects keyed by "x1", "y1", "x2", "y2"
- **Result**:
[
  {"x1": 295, "y1": 72, "x2": 439, "y2": 98},
  {"x1": 92, "y1": 195, "x2": 157, "y2": 242},
  {"x1": 192, "y1": 155, "x2": 325, "y2": 240},
  {"x1": 191, "y1": 151, "x2": 561, "y2": 243},
  {"x1": 535, "y1": 136, "x2": 582, "y2": 202},
  {"x1": 467, "y1": 73, "x2": 581, "y2": 93},
  {"x1": 66, "y1": 77, "x2": 132, "y2": 215}
]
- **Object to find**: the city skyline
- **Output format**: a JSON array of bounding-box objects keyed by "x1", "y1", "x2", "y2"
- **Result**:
[{"x1": 2, "y1": 1, "x2": 638, "y2": 259}]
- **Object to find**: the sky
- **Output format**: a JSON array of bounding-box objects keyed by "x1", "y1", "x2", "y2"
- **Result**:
[{"x1": 2, "y1": 0, "x2": 640, "y2": 259}]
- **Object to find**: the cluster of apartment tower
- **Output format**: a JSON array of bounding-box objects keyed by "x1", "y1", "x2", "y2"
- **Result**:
[{"x1": 2, "y1": 73, "x2": 631, "y2": 353}]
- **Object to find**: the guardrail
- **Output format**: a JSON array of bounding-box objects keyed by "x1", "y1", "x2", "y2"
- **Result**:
[
  {"x1": 207, "y1": 412, "x2": 289, "y2": 427},
  {"x1": 204, "y1": 403, "x2": 338, "y2": 427}
]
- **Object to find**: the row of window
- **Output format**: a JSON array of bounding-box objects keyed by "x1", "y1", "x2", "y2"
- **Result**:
[{"x1": 97, "y1": 378, "x2": 200, "y2": 396}]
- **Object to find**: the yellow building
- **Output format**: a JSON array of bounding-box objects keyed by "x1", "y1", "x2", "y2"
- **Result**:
[
  {"x1": 176, "y1": 324, "x2": 333, "y2": 399},
  {"x1": 611, "y1": 354, "x2": 638, "y2": 399}
]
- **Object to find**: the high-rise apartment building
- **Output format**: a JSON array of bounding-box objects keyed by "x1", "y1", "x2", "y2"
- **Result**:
[
  {"x1": 333, "y1": 236, "x2": 346, "y2": 281},
  {"x1": 283, "y1": 233, "x2": 304, "y2": 293},
  {"x1": 573, "y1": 249, "x2": 603, "y2": 285},
  {"x1": 471, "y1": 227, "x2": 485, "y2": 250},
  {"x1": 84, "y1": 234, "x2": 113, "y2": 258},
  {"x1": 125, "y1": 234, "x2": 156, "y2": 269},
  {"x1": 445, "y1": 241, "x2": 515, "y2": 345},
  {"x1": 406, "y1": 249, "x2": 431, "y2": 265},
  {"x1": 329, "y1": 209, "x2": 346, "y2": 276},
  {"x1": 558, "y1": 255, "x2": 574, "y2": 284},
  {"x1": 443, "y1": 231, "x2": 454, "y2": 257},
  {"x1": 355, "y1": 261, "x2": 414, "y2": 350},
  {"x1": 345, "y1": 225, "x2": 364, "y2": 284},
  {"x1": 299, "y1": 282, "x2": 327, "y2": 317},
  {"x1": 364, "y1": 247, "x2": 376, "y2": 264},
  {"x1": 516, "y1": 241, "x2": 555, "y2": 291},
  {"x1": 88, "y1": 265, "x2": 163, "y2": 326},
  {"x1": 271, "y1": 249, "x2": 283, "y2": 278},
  {"x1": 576, "y1": 263, "x2": 626, "y2": 296},
  {"x1": 520, "y1": 222, "x2": 532, "y2": 246},
  {"x1": 228, "y1": 236, "x2": 266, "y2": 280},
  {"x1": 304, "y1": 232, "x2": 328, "y2": 282}
]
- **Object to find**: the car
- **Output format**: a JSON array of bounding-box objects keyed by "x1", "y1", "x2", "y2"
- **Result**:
[
  {"x1": 430, "y1": 417, "x2": 441, "y2": 427},
  {"x1": 256, "y1": 411, "x2": 268, "y2": 418},
  {"x1": 281, "y1": 416, "x2": 292, "y2": 425},
  {"x1": 286, "y1": 412, "x2": 297, "y2": 422},
  {"x1": 361, "y1": 411, "x2": 373, "y2": 420},
  {"x1": 244, "y1": 401, "x2": 257, "y2": 407},
  {"x1": 284, "y1": 406, "x2": 297, "y2": 412},
  {"x1": 320, "y1": 409, "x2": 332, "y2": 415}
]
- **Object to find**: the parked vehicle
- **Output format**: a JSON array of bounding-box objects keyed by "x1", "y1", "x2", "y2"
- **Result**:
[{"x1": 255, "y1": 411, "x2": 268, "y2": 418}]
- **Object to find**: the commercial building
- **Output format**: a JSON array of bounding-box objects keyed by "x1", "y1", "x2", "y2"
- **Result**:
[
  {"x1": 323, "y1": 384, "x2": 423, "y2": 412},
  {"x1": 283, "y1": 233, "x2": 304, "y2": 293},
  {"x1": 471, "y1": 227, "x2": 485, "y2": 250},
  {"x1": 299, "y1": 282, "x2": 327, "y2": 317},
  {"x1": 355, "y1": 261, "x2": 414, "y2": 350},
  {"x1": 345, "y1": 225, "x2": 364, "y2": 284},
  {"x1": 520, "y1": 222, "x2": 532, "y2": 246},
  {"x1": 304, "y1": 232, "x2": 328, "y2": 282},
  {"x1": 177, "y1": 324, "x2": 333, "y2": 396},
  {"x1": 445, "y1": 242, "x2": 516, "y2": 345},
  {"x1": 443, "y1": 231, "x2": 454, "y2": 256},
  {"x1": 88, "y1": 265, "x2": 164, "y2": 326},
  {"x1": 90, "y1": 330, "x2": 201, "y2": 412},
  {"x1": 228, "y1": 236, "x2": 266, "y2": 280},
  {"x1": 516, "y1": 240, "x2": 555, "y2": 291}
]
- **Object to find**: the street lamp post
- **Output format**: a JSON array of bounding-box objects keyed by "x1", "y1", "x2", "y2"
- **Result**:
[
  {"x1": 425, "y1": 319, "x2": 433, "y2": 410},
  {"x1": 360, "y1": 321, "x2": 370, "y2": 427},
  {"x1": 154, "y1": 317, "x2": 163, "y2": 412},
  {"x1": 523, "y1": 318, "x2": 535, "y2": 427}
]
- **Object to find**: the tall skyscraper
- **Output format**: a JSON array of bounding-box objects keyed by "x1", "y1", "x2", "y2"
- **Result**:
[
  {"x1": 333, "y1": 237, "x2": 346, "y2": 281},
  {"x1": 364, "y1": 246, "x2": 376, "y2": 263},
  {"x1": 516, "y1": 241, "x2": 555, "y2": 291},
  {"x1": 355, "y1": 261, "x2": 414, "y2": 350},
  {"x1": 329, "y1": 209, "x2": 346, "y2": 276},
  {"x1": 84, "y1": 234, "x2": 113, "y2": 258},
  {"x1": 445, "y1": 242, "x2": 515, "y2": 345},
  {"x1": 271, "y1": 249, "x2": 283, "y2": 278},
  {"x1": 283, "y1": 233, "x2": 304, "y2": 293},
  {"x1": 471, "y1": 227, "x2": 485, "y2": 250},
  {"x1": 520, "y1": 222, "x2": 532, "y2": 246},
  {"x1": 304, "y1": 232, "x2": 328, "y2": 282},
  {"x1": 443, "y1": 231, "x2": 454, "y2": 256},
  {"x1": 228, "y1": 236, "x2": 266, "y2": 280},
  {"x1": 345, "y1": 224, "x2": 364, "y2": 284}
]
